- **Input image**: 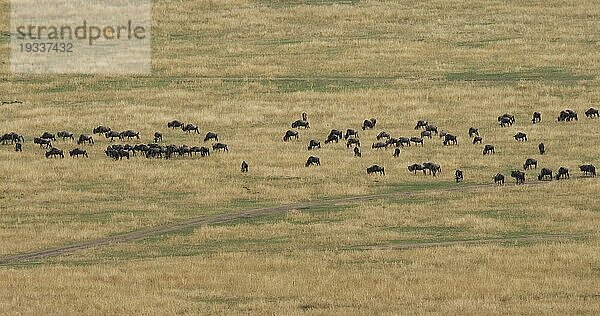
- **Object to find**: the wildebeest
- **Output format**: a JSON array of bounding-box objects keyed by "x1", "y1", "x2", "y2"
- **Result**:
[
  {"x1": 93, "y1": 126, "x2": 111, "y2": 134},
  {"x1": 557, "y1": 109, "x2": 577, "y2": 122},
  {"x1": 472, "y1": 136, "x2": 483, "y2": 144},
  {"x1": 468, "y1": 127, "x2": 479, "y2": 138},
  {"x1": 305, "y1": 156, "x2": 320, "y2": 167},
  {"x1": 408, "y1": 163, "x2": 426, "y2": 174},
  {"x1": 105, "y1": 131, "x2": 120, "y2": 141},
  {"x1": 423, "y1": 162, "x2": 441, "y2": 176},
  {"x1": 579, "y1": 164, "x2": 596, "y2": 176},
  {"x1": 443, "y1": 134, "x2": 458, "y2": 146},
  {"x1": 69, "y1": 148, "x2": 88, "y2": 158},
  {"x1": 494, "y1": 173, "x2": 505, "y2": 185},
  {"x1": 324, "y1": 134, "x2": 339, "y2": 144},
  {"x1": 344, "y1": 129, "x2": 358, "y2": 139},
  {"x1": 15, "y1": 143, "x2": 22, "y2": 152},
  {"x1": 354, "y1": 147, "x2": 361, "y2": 157},
  {"x1": 212, "y1": 143, "x2": 228, "y2": 152},
  {"x1": 367, "y1": 164, "x2": 385, "y2": 175},
  {"x1": 57, "y1": 131, "x2": 74, "y2": 140},
  {"x1": 362, "y1": 118, "x2": 377, "y2": 130},
  {"x1": 523, "y1": 158, "x2": 538, "y2": 170},
  {"x1": 106, "y1": 149, "x2": 129, "y2": 160},
  {"x1": 498, "y1": 113, "x2": 515, "y2": 126},
  {"x1": 532, "y1": 112, "x2": 541, "y2": 124},
  {"x1": 241, "y1": 160, "x2": 249, "y2": 173},
  {"x1": 291, "y1": 120, "x2": 310, "y2": 128},
  {"x1": 145, "y1": 147, "x2": 163, "y2": 159},
  {"x1": 45, "y1": 147, "x2": 64, "y2": 158},
  {"x1": 40, "y1": 132, "x2": 56, "y2": 141},
  {"x1": 77, "y1": 134, "x2": 94, "y2": 145},
  {"x1": 372, "y1": 142, "x2": 387, "y2": 149},
  {"x1": 555, "y1": 167, "x2": 570, "y2": 180},
  {"x1": 376, "y1": 131, "x2": 390, "y2": 140},
  {"x1": 397, "y1": 137, "x2": 411, "y2": 147},
  {"x1": 414, "y1": 120, "x2": 428, "y2": 129},
  {"x1": 420, "y1": 130, "x2": 432, "y2": 139},
  {"x1": 167, "y1": 120, "x2": 185, "y2": 129},
  {"x1": 120, "y1": 130, "x2": 140, "y2": 140},
  {"x1": 190, "y1": 146, "x2": 210, "y2": 157},
  {"x1": 392, "y1": 147, "x2": 400, "y2": 157},
  {"x1": 346, "y1": 138, "x2": 360, "y2": 148},
  {"x1": 537, "y1": 168, "x2": 552, "y2": 181},
  {"x1": 511, "y1": 170, "x2": 525, "y2": 184},
  {"x1": 483, "y1": 144, "x2": 495, "y2": 155},
  {"x1": 328, "y1": 129, "x2": 343, "y2": 140},
  {"x1": 539, "y1": 143, "x2": 545, "y2": 155},
  {"x1": 283, "y1": 130, "x2": 299, "y2": 141},
  {"x1": 585, "y1": 107, "x2": 599, "y2": 118},
  {"x1": 33, "y1": 137, "x2": 52, "y2": 148},
  {"x1": 182, "y1": 123, "x2": 199, "y2": 133},
  {"x1": 410, "y1": 137, "x2": 424, "y2": 146},
  {"x1": 438, "y1": 131, "x2": 447, "y2": 139},
  {"x1": 301, "y1": 112, "x2": 308, "y2": 122},
  {"x1": 455, "y1": 169, "x2": 464, "y2": 183},
  {"x1": 1, "y1": 132, "x2": 25, "y2": 144},
  {"x1": 514, "y1": 132, "x2": 527, "y2": 142},
  {"x1": 154, "y1": 132, "x2": 163, "y2": 143},
  {"x1": 308, "y1": 139, "x2": 321, "y2": 150},
  {"x1": 425, "y1": 125, "x2": 438, "y2": 135},
  {"x1": 204, "y1": 132, "x2": 218, "y2": 142}
]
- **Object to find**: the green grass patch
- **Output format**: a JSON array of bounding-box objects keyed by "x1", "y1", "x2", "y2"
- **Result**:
[{"x1": 445, "y1": 67, "x2": 593, "y2": 83}]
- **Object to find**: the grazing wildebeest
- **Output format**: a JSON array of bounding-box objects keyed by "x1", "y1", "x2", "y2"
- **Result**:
[
  {"x1": 514, "y1": 132, "x2": 527, "y2": 142},
  {"x1": 328, "y1": 129, "x2": 343, "y2": 140},
  {"x1": 539, "y1": 143, "x2": 545, "y2": 155},
  {"x1": 455, "y1": 169, "x2": 464, "y2": 183},
  {"x1": 107, "y1": 149, "x2": 129, "y2": 160},
  {"x1": 408, "y1": 163, "x2": 426, "y2": 174},
  {"x1": 425, "y1": 125, "x2": 438, "y2": 135},
  {"x1": 302, "y1": 112, "x2": 308, "y2": 122},
  {"x1": 145, "y1": 147, "x2": 163, "y2": 159},
  {"x1": 182, "y1": 123, "x2": 200, "y2": 133},
  {"x1": 45, "y1": 147, "x2": 64, "y2": 158},
  {"x1": 204, "y1": 132, "x2": 218, "y2": 142},
  {"x1": 438, "y1": 131, "x2": 447, "y2": 139},
  {"x1": 291, "y1": 120, "x2": 310, "y2": 128},
  {"x1": 120, "y1": 130, "x2": 140, "y2": 140},
  {"x1": 367, "y1": 165, "x2": 385, "y2": 175},
  {"x1": 1, "y1": 132, "x2": 24, "y2": 144},
  {"x1": 34, "y1": 137, "x2": 52, "y2": 148},
  {"x1": 557, "y1": 109, "x2": 578, "y2": 122},
  {"x1": 354, "y1": 147, "x2": 361, "y2": 157},
  {"x1": 15, "y1": 143, "x2": 22, "y2": 152},
  {"x1": 57, "y1": 131, "x2": 74, "y2": 140},
  {"x1": 308, "y1": 139, "x2": 321, "y2": 150},
  {"x1": 77, "y1": 134, "x2": 94, "y2": 145},
  {"x1": 40, "y1": 132, "x2": 56, "y2": 141},
  {"x1": 523, "y1": 158, "x2": 538, "y2": 170},
  {"x1": 324, "y1": 134, "x2": 339, "y2": 144},
  {"x1": 585, "y1": 107, "x2": 599, "y2": 118},
  {"x1": 241, "y1": 161, "x2": 248, "y2": 173},
  {"x1": 392, "y1": 147, "x2": 400, "y2": 157},
  {"x1": 344, "y1": 129, "x2": 358, "y2": 139},
  {"x1": 443, "y1": 134, "x2": 458, "y2": 146},
  {"x1": 555, "y1": 167, "x2": 570, "y2": 180},
  {"x1": 498, "y1": 116, "x2": 513, "y2": 127},
  {"x1": 93, "y1": 126, "x2": 111, "y2": 134},
  {"x1": 414, "y1": 120, "x2": 428, "y2": 129},
  {"x1": 532, "y1": 112, "x2": 542, "y2": 124},
  {"x1": 410, "y1": 137, "x2": 424, "y2": 146},
  {"x1": 283, "y1": 130, "x2": 299, "y2": 141},
  {"x1": 420, "y1": 130, "x2": 432, "y2": 139},
  {"x1": 376, "y1": 131, "x2": 390, "y2": 140},
  {"x1": 346, "y1": 138, "x2": 360, "y2": 148},
  {"x1": 167, "y1": 120, "x2": 185, "y2": 129},
  {"x1": 305, "y1": 156, "x2": 320, "y2": 167},
  {"x1": 579, "y1": 164, "x2": 596, "y2": 176},
  {"x1": 511, "y1": 170, "x2": 525, "y2": 184},
  {"x1": 483, "y1": 144, "x2": 495, "y2": 155},
  {"x1": 372, "y1": 142, "x2": 387, "y2": 149},
  {"x1": 398, "y1": 137, "x2": 411, "y2": 147},
  {"x1": 423, "y1": 162, "x2": 441, "y2": 176},
  {"x1": 472, "y1": 136, "x2": 483, "y2": 144},
  {"x1": 362, "y1": 118, "x2": 377, "y2": 130},
  {"x1": 105, "y1": 131, "x2": 120, "y2": 141},
  {"x1": 197, "y1": 146, "x2": 210, "y2": 157},
  {"x1": 69, "y1": 148, "x2": 88, "y2": 158},
  {"x1": 212, "y1": 143, "x2": 228, "y2": 152},
  {"x1": 537, "y1": 168, "x2": 553, "y2": 181},
  {"x1": 494, "y1": 173, "x2": 505, "y2": 185},
  {"x1": 154, "y1": 132, "x2": 163, "y2": 143},
  {"x1": 468, "y1": 127, "x2": 479, "y2": 137}
]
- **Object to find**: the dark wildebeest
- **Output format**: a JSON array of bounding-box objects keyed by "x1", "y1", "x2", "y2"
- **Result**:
[
  {"x1": 196, "y1": 146, "x2": 210, "y2": 157},
  {"x1": 241, "y1": 161, "x2": 249, "y2": 173},
  {"x1": 344, "y1": 129, "x2": 358, "y2": 139},
  {"x1": 397, "y1": 137, "x2": 411, "y2": 147},
  {"x1": 57, "y1": 131, "x2": 74, "y2": 140},
  {"x1": 423, "y1": 162, "x2": 441, "y2": 176},
  {"x1": 1, "y1": 132, "x2": 25, "y2": 144},
  {"x1": 305, "y1": 156, "x2": 320, "y2": 167},
  {"x1": 539, "y1": 143, "x2": 545, "y2": 155},
  {"x1": 532, "y1": 112, "x2": 542, "y2": 124},
  {"x1": 120, "y1": 130, "x2": 140, "y2": 140},
  {"x1": 45, "y1": 147, "x2": 64, "y2": 158},
  {"x1": 328, "y1": 129, "x2": 343, "y2": 141},
  {"x1": 443, "y1": 134, "x2": 458, "y2": 146},
  {"x1": 40, "y1": 132, "x2": 56, "y2": 141},
  {"x1": 408, "y1": 163, "x2": 426, "y2": 174},
  {"x1": 499, "y1": 116, "x2": 513, "y2": 127},
  {"x1": 367, "y1": 165, "x2": 385, "y2": 175},
  {"x1": 514, "y1": 132, "x2": 527, "y2": 142},
  {"x1": 392, "y1": 147, "x2": 400, "y2": 157},
  {"x1": 524, "y1": 158, "x2": 538, "y2": 170},
  {"x1": 410, "y1": 137, "x2": 424, "y2": 146},
  {"x1": 167, "y1": 120, "x2": 185, "y2": 129},
  {"x1": 425, "y1": 125, "x2": 438, "y2": 135},
  {"x1": 538, "y1": 168, "x2": 553, "y2": 181},
  {"x1": 308, "y1": 139, "x2": 321, "y2": 150},
  {"x1": 376, "y1": 131, "x2": 390, "y2": 140},
  {"x1": 498, "y1": 113, "x2": 515, "y2": 125},
  {"x1": 324, "y1": 134, "x2": 339, "y2": 144},
  {"x1": 15, "y1": 143, "x2": 22, "y2": 152},
  {"x1": 283, "y1": 130, "x2": 299, "y2": 141},
  {"x1": 372, "y1": 142, "x2": 387, "y2": 149},
  {"x1": 555, "y1": 167, "x2": 570, "y2": 180},
  {"x1": 145, "y1": 147, "x2": 162, "y2": 159},
  {"x1": 291, "y1": 120, "x2": 310, "y2": 128},
  {"x1": 438, "y1": 131, "x2": 447, "y2": 139},
  {"x1": 362, "y1": 118, "x2": 377, "y2": 130},
  {"x1": 34, "y1": 137, "x2": 52, "y2": 148},
  {"x1": 69, "y1": 148, "x2": 88, "y2": 158},
  {"x1": 472, "y1": 136, "x2": 483, "y2": 144},
  {"x1": 77, "y1": 134, "x2": 94, "y2": 145},
  {"x1": 105, "y1": 131, "x2": 120, "y2": 141},
  {"x1": 204, "y1": 132, "x2": 218, "y2": 142},
  {"x1": 483, "y1": 144, "x2": 495, "y2": 155},
  {"x1": 511, "y1": 170, "x2": 525, "y2": 185},
  {"x1": 585, "y1": 107, "x2": 599, "y2": 118},
  {"x1": 414, "y1": 120, "x2": 428, "y2": 129},
  {"x1": 579, "y1": 164, "x2": 596, "y2": 176},
  {"x1": 494, "y1": 173, "x2": 505, "y2": 185},
  {"x1": 302, "y1": 112, "x2": 308, "y2": 122},
  {"x1": 212, "y1": 143, "x2": 228, "y2": 152},
  {"x1": 346, "y1": 138, "x2": 360, "y2": 148},
  {"x1": 557, "y1": 109, "x2": 577, "y2": 122},
  {"x1": 455, "y1": 169, "x2": 464, "y2": 183},
  {"x1": 421, "y1": 130, "x2": 432, "y2": 139},
  {"x1": 154, "y1": 132, "x2": 163, "y2": 143},
  {"x1": 182, "y1": 123, "x2": 199, "y2": 133},
  {"x1": 93, "y1": 126, "x2": 111, "y2": 134},
  {"x1": 468, "y1": 127, "x2": 479, "y2": 138},
  {"x1": 354, "y1": 147, "x2": 361, "y2": 157}
]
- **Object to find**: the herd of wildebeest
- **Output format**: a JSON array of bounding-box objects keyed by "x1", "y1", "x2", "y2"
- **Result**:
[{"x1": 1, "y1": 106, "x2": 598, "y2": 185}]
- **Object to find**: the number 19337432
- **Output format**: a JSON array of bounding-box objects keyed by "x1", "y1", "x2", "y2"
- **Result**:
[{"x1": 19, "y1": 42, "x2": 73, "y2": 53}]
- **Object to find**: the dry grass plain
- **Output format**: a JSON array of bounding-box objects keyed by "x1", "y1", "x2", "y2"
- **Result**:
[{"x1": 1, "y1": 0, "x2": 600, "y2": 314}]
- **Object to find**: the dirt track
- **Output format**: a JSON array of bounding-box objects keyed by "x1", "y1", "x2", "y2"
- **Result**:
[{"x1": 0, "y1": 180, "x2": 587, "y2": 265}]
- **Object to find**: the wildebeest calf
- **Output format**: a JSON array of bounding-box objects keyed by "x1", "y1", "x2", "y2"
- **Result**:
[
  {"x1": 305, "y1": 156, "x2": 320, "y2": 167},
  {"x1": 367, "y1": 164, "x2": 385, "y2": 175}
]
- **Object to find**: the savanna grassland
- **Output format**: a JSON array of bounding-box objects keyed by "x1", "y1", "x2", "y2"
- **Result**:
[{"x1": 1, "y1": 0, "x2": 600, "y2": 314}]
